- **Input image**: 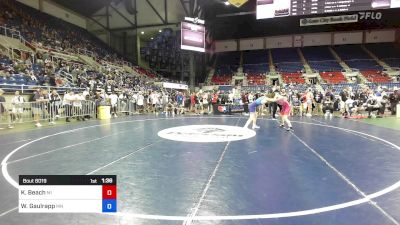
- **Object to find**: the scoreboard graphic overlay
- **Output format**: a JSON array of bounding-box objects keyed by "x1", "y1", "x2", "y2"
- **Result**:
[
  {"x1": 257, "y1": 0, "x2": 400, "y2": 19},
  {"x1": 19, "y1": 175, "x2": 117, "y2": 213},
  {"x1": 181, "y1": 21, "x2": 205, "y2": 52}
]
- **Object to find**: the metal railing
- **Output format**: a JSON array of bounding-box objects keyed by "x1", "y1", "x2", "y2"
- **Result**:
[
  {"x1": 0, "y1": 99, "x2": 140, "y2": 126},
  {"x1": 0, "y1": 84, "x2": 85, "y2": 94},
  {"x1": 77, "y1": 48, "x2": 96, "y2": 58},
  {"x1": 0, "y1": 26, "x2": 22, "y2": 42},
  {"x1": 0, "y1": 101, "x2": 97, "y2": 125}
]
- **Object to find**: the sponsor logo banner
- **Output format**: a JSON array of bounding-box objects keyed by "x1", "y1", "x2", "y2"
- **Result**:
[
  {"x1": 300, "y1": 14, "x2": 359, "y2": 26},
  {"x1": 158, "y1": 125, "x2": 256, "y2": 143},
  {"x1": 162, "y1": 82, "x2": 188, "y2": 90}
]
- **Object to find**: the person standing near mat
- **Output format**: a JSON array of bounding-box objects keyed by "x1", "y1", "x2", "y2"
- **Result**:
[
  {"x1": 266, "y1": 92, "x2": 293, "y2": 131},
  {"x1": 243, "y1": 93, "x2": 270, "y2": 129}
]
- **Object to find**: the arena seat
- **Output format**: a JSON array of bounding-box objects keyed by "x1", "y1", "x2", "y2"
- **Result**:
[
  {"x1": 246, "y1": 74, "x2": 266, "y2": 85},
  {"x1": 302, "y1": 46, "x2": 335, "y2": 61},
  {"x1": 361, "y1": 70, "x2": 392, "y2": 83},
  {"x1": 281, "y1": 72, "x2": 305, "y2": 84},
  {"x1": 309, "y1": 60, "x2": 343, "y2": 72},
  {"x1": 271, "y1": 48, "x2": 304, "y2": 73},
  {"x1": 320, "y1": 71, "x2": 347, "y2": 84}
]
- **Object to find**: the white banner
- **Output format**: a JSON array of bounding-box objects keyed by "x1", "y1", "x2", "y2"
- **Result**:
[
  {"x1": 163, "y1": 82, "x2": 189, "y2": 90},
  {"x1": 300, "y1": 14, "x2": 358, "y2": 27}
]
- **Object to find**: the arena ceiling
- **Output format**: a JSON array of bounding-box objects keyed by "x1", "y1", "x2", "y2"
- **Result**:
[{"x1": 52, "y1": 0, "x2": 254, "y2": 36}]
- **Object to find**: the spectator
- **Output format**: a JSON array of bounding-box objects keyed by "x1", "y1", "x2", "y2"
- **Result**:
[
  {"x1": 32, "y1": 88, "x2": 48, "y2": 127},
  {"x1": 389, "y1": 87, "x2": 399, "y2": 115},
  {"x1": 108, "y1": 92, "x2": 119, "y2": 118},
  {"x1": 63, "y1": 90, "x2": 74, "y2": 122},
  {"x1": 48, "y1": 89, "x2": 61, "y2": 125},
  {"x1": 11, "y1": 90, "x2": 24, "y2": 123},
  {"x1": 0, "y1": 89, "x2": 12, "y2": 129}
]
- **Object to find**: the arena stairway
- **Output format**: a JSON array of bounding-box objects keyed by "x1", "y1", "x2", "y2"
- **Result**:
[
  {"x1": 361, "y1": 45, "x2": 392, "y2": 70},
  {"x1": 268, "y1": 49, "x2": 276, "y2": 73},
  {"x1": 297, "y1": 48, "x2": 313, "y2": 73},
  {"x1": 328, "y1": 46, "x2": 350, "y2": 71}
]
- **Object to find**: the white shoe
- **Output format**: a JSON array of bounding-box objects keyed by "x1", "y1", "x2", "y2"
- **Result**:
[
  {"x1": 306, "y1": 113, "x2": 312, "y2": 117},
  {"x1": 35, "y1": 123, "x2": 42, "y2": 127},
  {"x1": 8, "y1": 125, "x2": 14, "y2": 129},
  {"x1": 49, "y1": 122, "x2": 55, "y2": 126},
  {"x1": 252, "y1": 125, "x2": 260, "y2": 129}
]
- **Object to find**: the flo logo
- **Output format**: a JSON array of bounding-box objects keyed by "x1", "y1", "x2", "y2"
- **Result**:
[
  {"x1": 158, "y1": 125, "x2": 256, "y2": 142},
  {"x1": 358, "y1": 11, "x2": 382, "y2": 20}
]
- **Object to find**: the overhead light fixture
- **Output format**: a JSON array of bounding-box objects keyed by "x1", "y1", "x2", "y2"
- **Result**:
[
  {"x1": 141, "y1": 31, "x2": 144, "y2": 35},
  {"x1": 159, "y1": 30, "x2": 162, "y2": 33},
  {"x1": 150, "y1": 37, "x2": 154, "y2": 40},
  {"x1": 224, "y1": 1, "x2": 230, "y2": 5}
]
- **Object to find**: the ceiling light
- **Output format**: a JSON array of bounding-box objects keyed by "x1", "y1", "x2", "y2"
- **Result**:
[
  {"x1": 150, "y1": 37, "x2": 154, "y2": 40},
  {"x1": 141, "y1": 31, "x2": 144, "y2": 35},
  {"x1": 224, "y1": 1, "x2": 230, "y2": 5},
  {"x1": 159, "y1": 30, "x2": 162, "y2": 33}
]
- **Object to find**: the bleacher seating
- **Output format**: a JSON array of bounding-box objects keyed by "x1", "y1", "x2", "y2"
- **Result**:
[
  {"x1": 383, "y1": 58, "x2": 400, "y2": 68},
  {"x1": 333, "y1": 45, "x2": 371, "y2": 60},
  {"x1": 243, "y1": 50, "x2": 269, "y2": 74},
  {"x1": 320, "y1": 71, "x2": 347, "y2": 84},
  {"x1": 243, "y1": 64, "x2": 269, "y2": 74},
  {"x1": 211, "y1": 75, "x2": 232, "y2": 85},
  {"x1": 333, "y1": 45, "x2": 383, "y2": 70},
  {"x1": 246, "y1": 74, "x2": 266, "y2": 85},
  {"x1": 365, "y1": 43, "x2": 400, "y2": 68},
  {"x1": 302, "y1": 47, "x2": 343, "y2": 72},
  {"x1": 366, "y1": 43, "x2": 399, "y2": 58},
  {"x1": 309, "y1": 61, "x2": 343, "y2": 72},
  {"x1": 272, "y1": 48, "x2": 304, "y2": 73},
  {"x1": 361, "y1": 70, "x2": 392, "y2": 83},
  {"x1": 346, "y1": 59, "x2": 383, "y2": 70},
  {"x1": 211, "y1": 52, "x2": 240, "y2": 85},
  {"x1": 282, "y1": 72, "x2": 305, "y2": 84},
  {"x1": 302, "y1": 46, "x2": 335, "y2": 61}
]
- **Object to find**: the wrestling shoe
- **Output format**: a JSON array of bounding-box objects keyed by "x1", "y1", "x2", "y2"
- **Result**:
[{"x1": 252, "y1": 125, "x2": 260, "y2": 129}]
